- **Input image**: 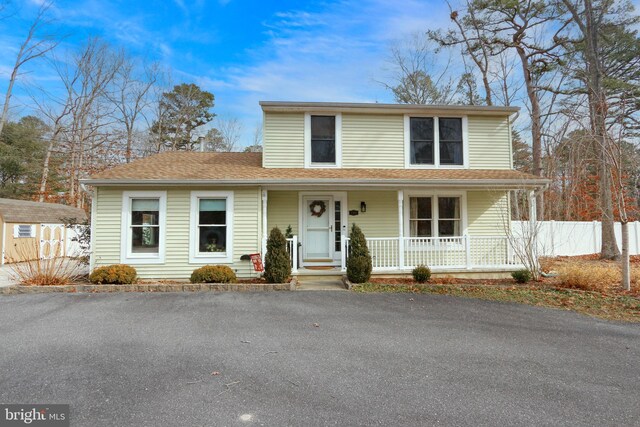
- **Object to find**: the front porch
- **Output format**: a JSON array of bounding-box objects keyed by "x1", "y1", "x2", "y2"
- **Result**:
[
  {"x1": 285, "y1": 235, "x2": 523, "y2": 274},
  {"x1": 261, "y1": 188, "x2": 532, "y2": 275}
]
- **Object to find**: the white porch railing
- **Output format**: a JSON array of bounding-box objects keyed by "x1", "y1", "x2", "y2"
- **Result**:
[
  {"x1": 342, "y1": 235, "x2": 522, "y2": 272},
  {"x1": 286, "y1": 236, "x2": 298, "y2": 273}
]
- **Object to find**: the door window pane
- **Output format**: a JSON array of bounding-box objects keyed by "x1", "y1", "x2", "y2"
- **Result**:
[
  {"x1": 439, "y1": 118, "x2": 463, "y2": 165},
  {"x1": 410, "y1": 118, "x2": 434, "y2": 164},
  {"x1": 311, "y1": 115, "x2": 336, "y2": 163}
]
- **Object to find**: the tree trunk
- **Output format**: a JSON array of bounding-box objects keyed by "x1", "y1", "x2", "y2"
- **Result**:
[
  {"x1": 0, "y1": 65, "x2": 18, "y2": 137},
  {"x1": 621, "y1": 221, "x2": 630, "y2": 291},
  {"x1": 38, "y1": 134, "x2": 57, "y2": 202},
  {"x1": 516, "y1": 46, "x2": 544, "y2": 219}
]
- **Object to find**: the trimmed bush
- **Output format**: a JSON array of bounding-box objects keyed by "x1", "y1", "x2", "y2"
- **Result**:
[
  {"x1": 89, "y1": 264, "x2": 137, "y2": 284},
  {"x1": 264, "y1": 227, "x2": 291, "y2": 283},
  {"x1": 346, "y1": 224, "x2": 372, "y2": 284},
  {"x1": 412, "y1": 265, "x2": 431, "y2": 283},
  {"x1": 511, "y1": 269, "x2": 532, "y2": 284},
  {"x1": 190, "y1": 265, "x2": 237, "y2": 283}
]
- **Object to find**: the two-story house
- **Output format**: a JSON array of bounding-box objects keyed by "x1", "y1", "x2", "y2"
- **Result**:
[{"x1": 84, "y1": 102, "x2": 547, "y2": 279}]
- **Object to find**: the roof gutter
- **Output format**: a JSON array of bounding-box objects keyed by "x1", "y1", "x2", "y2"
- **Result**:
[
  {"x1": 81, "y1": 178, "x2": 550, "y2": 189},
  {"x1": 259, "y1": 101, "x2": 520, "y2": 116}
]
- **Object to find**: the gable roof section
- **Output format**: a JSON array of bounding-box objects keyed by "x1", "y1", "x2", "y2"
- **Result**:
[
  {"x1": 85, "y1": 152, "x2": 548, "y2": 189},
  {"x1": 0, "y1": 198, "x2": 87, "y2": 224}
]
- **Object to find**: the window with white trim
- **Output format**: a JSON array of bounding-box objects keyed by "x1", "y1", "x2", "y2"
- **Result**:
[
  {"x1": 304, "y1": 113, "x2": 342, "y2": 168},
  {"x1": 189, "y1": 191, "x2": 233, "y2": 263},
  {"x1": 409, "y1": 196, "x2": 461, "y2": 237},
  {"x1": 406, "y1": 116, "x2": 465, "y2": 167},
  {"x1": 121, "y1": 191, "x2": 166, "y2": 264}
]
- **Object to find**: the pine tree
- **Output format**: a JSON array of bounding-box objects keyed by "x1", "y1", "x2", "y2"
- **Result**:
[
  {"x1": 264, "y1": 227, "x2": 291, "y2": 283},
  {"x1": 346, "y1": 224, "x2": 372, "y2": 283}
]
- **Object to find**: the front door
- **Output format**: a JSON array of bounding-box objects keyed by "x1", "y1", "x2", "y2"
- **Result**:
[{"x1": 302, "y1": 196, "x2": 334, "y2": 263}]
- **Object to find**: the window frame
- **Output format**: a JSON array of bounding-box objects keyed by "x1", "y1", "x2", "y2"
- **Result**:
[
  {"x1": 120, "y1": 191, "x2": 167, "y2": 264},
  {"x1": 304, "y1": 112, "x2": 342, "y2": 168},
  {"x1": 403, "y1": 191, "x2": 467, "y2": 239},
  {"x1": 404, "y1": 115, "x2": 468, "y2": 169},
  {"x1": 189, "y1": 191, "x2": 234, "y2": 264}
]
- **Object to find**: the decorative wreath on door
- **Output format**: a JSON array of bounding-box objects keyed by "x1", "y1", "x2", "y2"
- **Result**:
[{"x1": 309, "y1": 200, "x2": 327, "y2": 217}]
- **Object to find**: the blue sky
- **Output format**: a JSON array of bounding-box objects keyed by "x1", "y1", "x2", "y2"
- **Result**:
[{"x1": 0, "y1": 0, "x2": 455, "y2": 148}]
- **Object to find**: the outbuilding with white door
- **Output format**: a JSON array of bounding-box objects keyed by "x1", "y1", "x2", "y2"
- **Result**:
[{"x1": 0, "y1": 198, "x2": 86, "y2": 264}]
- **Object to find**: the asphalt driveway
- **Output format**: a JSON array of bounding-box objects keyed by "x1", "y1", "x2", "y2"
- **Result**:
[{"x1": 0, "y1": 292, "x2": 638, "y2": 426}]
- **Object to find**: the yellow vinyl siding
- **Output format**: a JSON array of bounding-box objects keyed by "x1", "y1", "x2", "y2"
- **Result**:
[
  {"x1": 267, "y1": 191, "x2": 298, "y2": 235},
  {"x1": 93, "y1": 186, "x2": 262, "y2": 279},
  {"x1": 263, "y1": 112, "x2": 305, "y2": 168},
  {"x1": 467, "y1": 116, "x2": 512, "y2": 169},
  {"x1": 342, "y1": 114, "x2": 404, "y2": 168},
  {"x1": 346, "y1": 191, "x2": 398, "y2": 237},
  {"x1": 467, "y1": 191, "x2": 510, "y2": 235}
]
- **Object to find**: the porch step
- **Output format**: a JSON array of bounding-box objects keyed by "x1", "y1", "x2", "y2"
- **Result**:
[
  {"x1": 296, "y1": 280, "x2": 346, "y2": 291},
  {"x1": 295, "y1": 274, "x2": 343, "y2": 282}
]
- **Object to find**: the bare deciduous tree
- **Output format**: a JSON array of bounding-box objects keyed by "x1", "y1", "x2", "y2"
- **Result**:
[{"x1": 0, "y1": 1, "x2": 59, "y2": 136}]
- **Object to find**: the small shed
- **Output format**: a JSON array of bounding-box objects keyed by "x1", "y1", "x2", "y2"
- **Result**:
[{"x1": 0, "y1": 198, "x2": 87, "y2": 264}]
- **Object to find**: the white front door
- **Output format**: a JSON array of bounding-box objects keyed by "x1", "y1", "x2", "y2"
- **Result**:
[{"x1": 303, "y1": 196, "x2": 334, "y2": 262}]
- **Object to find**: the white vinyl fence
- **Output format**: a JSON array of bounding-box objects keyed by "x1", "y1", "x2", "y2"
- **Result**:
[{"x1": 512, "y1": 221, "x2": 640, "y2": 256}]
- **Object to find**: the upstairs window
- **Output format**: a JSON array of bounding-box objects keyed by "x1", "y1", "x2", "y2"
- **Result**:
[
  {"x1": 438, "y1": 118, "x2": 463, "y2": 165},
  {"x1": 407, "y1": 116, "x2": 465, "y2": 167},
  {"x1": 305, "y1": 113, "x2": 341, "y2": 168},
  {"x1": 410, "y1": 117, "x2": 434, "y2": 165},
  {"x1": 311, "y1": 115, "x2": 336, "y2": 164}
]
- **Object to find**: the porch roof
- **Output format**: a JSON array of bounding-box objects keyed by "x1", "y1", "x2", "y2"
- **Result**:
[{"x1": 85, "y1": 152, "x2": 548, "y2": 189}]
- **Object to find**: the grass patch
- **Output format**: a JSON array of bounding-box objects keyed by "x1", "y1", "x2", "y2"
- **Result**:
[{"x1": 352, "y1": 283, "x2": 640, "y2": 322}]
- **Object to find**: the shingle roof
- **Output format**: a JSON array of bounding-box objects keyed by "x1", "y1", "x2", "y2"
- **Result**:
[
  {"x1": 0, "y1": 198, "x2": 87, "y2": 224},
  {"x1": 86, "y1": 152, "x2": 547, "y2": 187}
]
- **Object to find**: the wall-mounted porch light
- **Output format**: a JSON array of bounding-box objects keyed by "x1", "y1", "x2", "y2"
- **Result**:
[{"x1": 360, "y1": 201, "x2": 367, "y2": 213}]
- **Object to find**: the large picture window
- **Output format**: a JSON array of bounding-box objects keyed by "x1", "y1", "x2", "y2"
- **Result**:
[
  {"x1": 408, "y1": 196, "x2": 462, "y2": 238},
  {"x1": 406, "y1": 116, "x2": 465, "y2": 167},
  {"x1": 121, "y1": 191, "x2": 166, "y2": 264},
  {"x1": 190, "y1": 191, "x2": 233, "y2": 264}
]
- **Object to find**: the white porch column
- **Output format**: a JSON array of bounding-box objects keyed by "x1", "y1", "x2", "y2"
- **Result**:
[
  {"x1": 397, "y1": 190, "x2": 404, "y2": 271},
  {"x1": 261, "y1": 189, "x2": 268, "y2": 262}
]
